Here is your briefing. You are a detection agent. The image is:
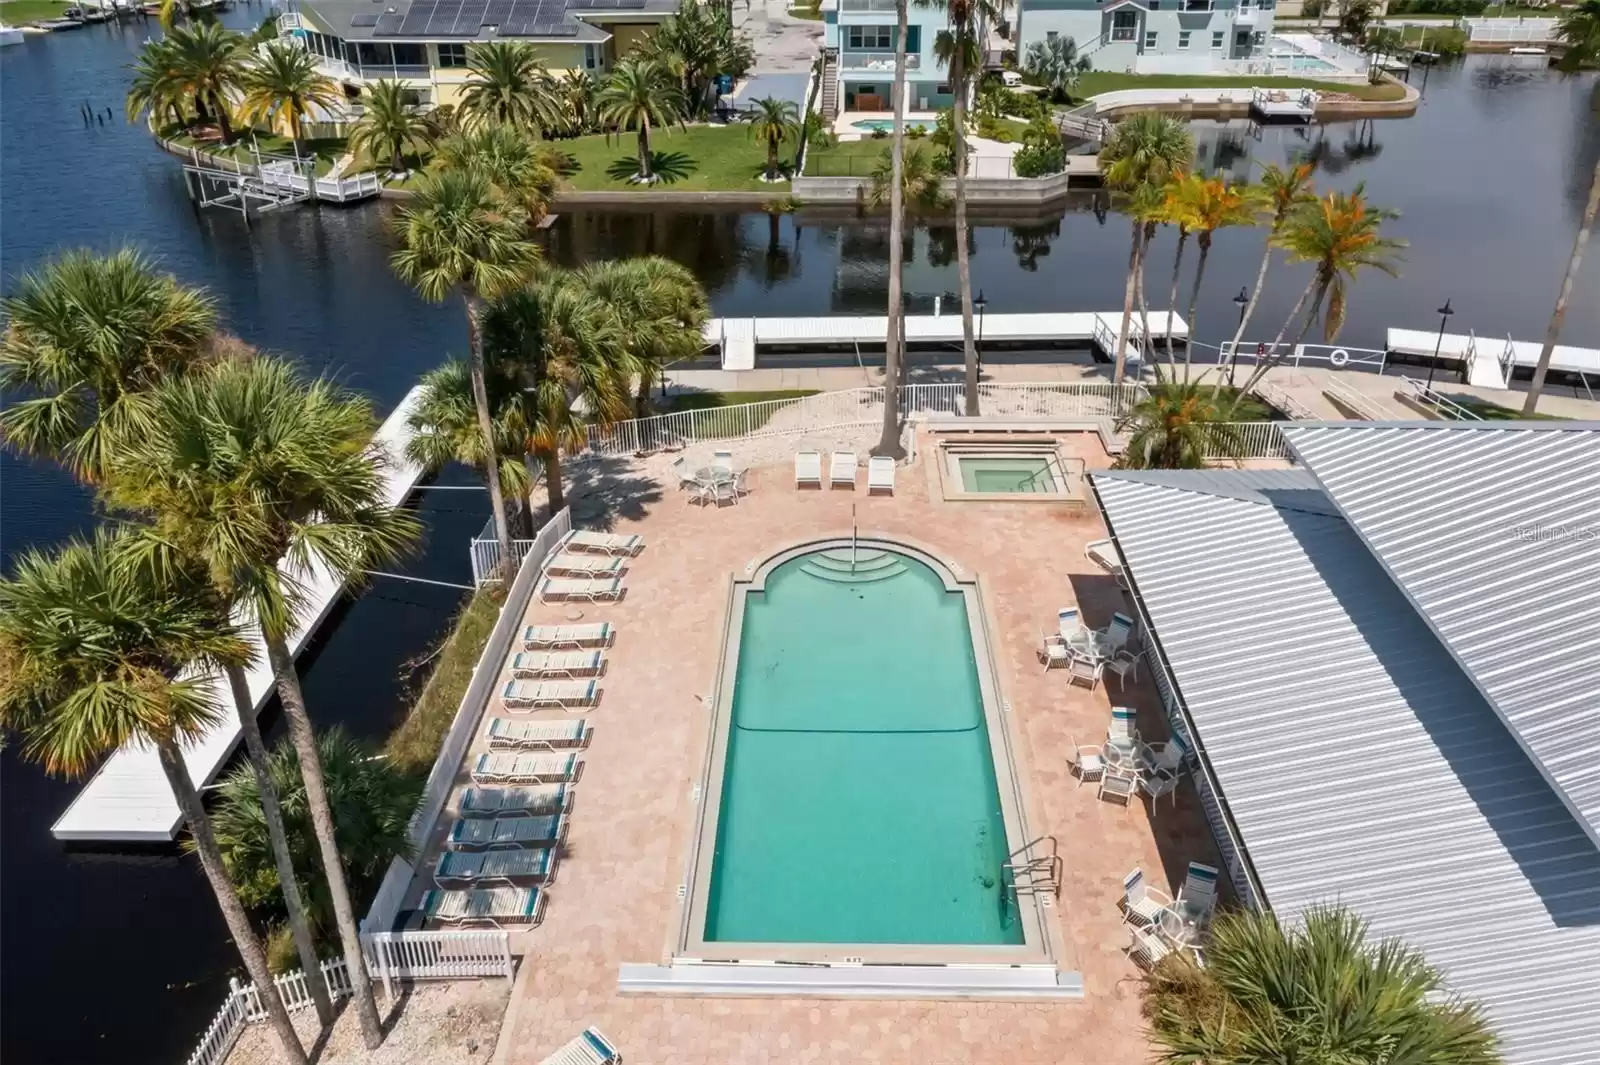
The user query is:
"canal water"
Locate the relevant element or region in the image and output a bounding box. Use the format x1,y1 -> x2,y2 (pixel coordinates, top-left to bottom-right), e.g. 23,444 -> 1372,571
2,14 -> 1596,1063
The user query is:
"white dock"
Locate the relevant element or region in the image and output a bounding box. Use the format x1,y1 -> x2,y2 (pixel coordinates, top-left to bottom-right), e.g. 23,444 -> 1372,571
51,385 -> 430,842
1387,327 -> 1600,390
703,312 -> 1187,371
1250,89 -> 1319,123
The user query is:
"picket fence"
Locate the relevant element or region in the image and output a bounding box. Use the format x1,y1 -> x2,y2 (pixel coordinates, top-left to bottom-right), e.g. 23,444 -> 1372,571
187,959 -> 353,1065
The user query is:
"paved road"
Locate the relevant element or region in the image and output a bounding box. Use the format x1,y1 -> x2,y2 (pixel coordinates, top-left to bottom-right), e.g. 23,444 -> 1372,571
736,0 -> 825,74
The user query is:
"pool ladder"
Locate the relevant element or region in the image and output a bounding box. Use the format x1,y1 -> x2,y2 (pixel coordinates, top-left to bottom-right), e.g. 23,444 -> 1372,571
1003,835 -> 1062,901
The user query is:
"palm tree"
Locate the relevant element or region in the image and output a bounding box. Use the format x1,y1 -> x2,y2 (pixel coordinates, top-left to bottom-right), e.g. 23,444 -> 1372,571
1238,183 -> 1404,399
595,58 -> 688,184
391,168 -> 540,573
1554,0 -> 1600,71
458,41 -> 562,132
238,42 -> 342,155
433,124 -> 563,231
1099,113 -> 1195,384
167,21 -> 249,143
557,70 -> 597,135
1159,174 -> 1198,366
406,358 -> 534,524
349,79 -> 435,175
1172,176 -> 1263,370
868,141 -> 946,210
126,38 -> 189,130
1145,906 -> 1500,1064
1115,378 -> 1243,469
747,96 -> 800,181
576,257 -> 709,416
1022,33 -> 1091,101
0,248 -> 217,484
1524,160 -> 1599,414
104,359 -> 422,1053
0,533 -> 309,1065
873,0 -> 914,460
1222,162 -> 1314,387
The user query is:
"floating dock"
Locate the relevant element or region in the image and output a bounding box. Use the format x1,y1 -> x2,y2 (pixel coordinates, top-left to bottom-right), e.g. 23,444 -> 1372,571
702,312 -> 1187,370
51,386 -> 430,843
1386,327 -> 1600,391
1249,88 -> 1319,123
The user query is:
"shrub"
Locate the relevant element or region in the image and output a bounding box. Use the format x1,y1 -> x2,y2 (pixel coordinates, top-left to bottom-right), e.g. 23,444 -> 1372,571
976,115 -> 1016,142
1014,141 -> 1065,178
907,124 -> 927,139
870,127 -> 888,139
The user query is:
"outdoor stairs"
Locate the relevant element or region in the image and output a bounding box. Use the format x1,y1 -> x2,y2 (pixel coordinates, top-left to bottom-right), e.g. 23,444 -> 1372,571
820,48 -> 839,120
798,548 -> 907,585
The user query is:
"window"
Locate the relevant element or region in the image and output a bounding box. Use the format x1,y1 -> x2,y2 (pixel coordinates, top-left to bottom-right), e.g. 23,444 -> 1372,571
1177,29 -> 1191,48
1147,1 -> 1158,8
1111,9 -> 1137,40
1211,29 -> 1225,47
390,43 -> 425,66
935,83 -> 950,95
437,43 -> 467,68
1183,0 -> 1210,10
1143,30 -> 1158,48
1252,30 -> 1265,45
847,24 -> 893,49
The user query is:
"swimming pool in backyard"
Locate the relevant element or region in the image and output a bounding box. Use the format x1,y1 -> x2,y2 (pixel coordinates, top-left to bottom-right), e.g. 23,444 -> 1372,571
681,541 -> 1046,961
850,118 -> 937,133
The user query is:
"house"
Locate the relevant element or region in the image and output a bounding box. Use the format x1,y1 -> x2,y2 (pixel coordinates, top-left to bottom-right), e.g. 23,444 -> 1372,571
1014,0 -> 1279,73
820,0 -> 955,114
1089,421 -> 1600,1064
283,0 -> 679,109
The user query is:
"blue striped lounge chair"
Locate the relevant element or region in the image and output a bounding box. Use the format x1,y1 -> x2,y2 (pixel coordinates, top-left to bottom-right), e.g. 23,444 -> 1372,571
539,576 -> 623,604
522,622 -> 613,650
546,553 -> 626,578
460,784 -> 571,818
509,650 -> 604,679
486,717 -> 590,751
501,678 -> 598,712
421,886 -> 545,928
447,813 -> 566,850
538,1027 -> 620,1065
434,846 -> 557,887
470,752 -> 579,785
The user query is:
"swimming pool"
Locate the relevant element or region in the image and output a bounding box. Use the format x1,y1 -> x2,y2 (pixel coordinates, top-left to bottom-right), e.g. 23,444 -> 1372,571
851,118 -> 936,133
958,455 -> 1056,493
686,541 -> 1042,959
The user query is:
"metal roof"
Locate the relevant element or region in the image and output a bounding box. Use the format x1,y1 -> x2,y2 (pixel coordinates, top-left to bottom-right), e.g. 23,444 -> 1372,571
1283,422 -> 1600,850
1091,469 -> 1600,1065
296,0 -> 671,42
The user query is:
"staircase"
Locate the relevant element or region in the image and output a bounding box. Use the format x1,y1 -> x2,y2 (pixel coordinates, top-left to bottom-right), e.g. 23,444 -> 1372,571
820,48 -> 839,120
798,548 -> 907,585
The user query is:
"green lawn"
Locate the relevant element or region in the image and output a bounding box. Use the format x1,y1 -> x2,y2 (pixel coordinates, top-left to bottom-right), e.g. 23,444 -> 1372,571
1074,72 -> 1407,102
164,126 -> 348,176
551,124 -> 797,192
1448,394 -> 1565,421
805,137 -> 894,177
0,0 -> 72,22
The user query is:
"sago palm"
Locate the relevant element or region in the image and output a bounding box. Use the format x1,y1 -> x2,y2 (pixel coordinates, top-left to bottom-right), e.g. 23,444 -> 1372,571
1144,906 -> 1500,1065
0,533 -> 309,1065
576,257 -> 709,416
391,168 -> 540,571
167,20 -> 249,143
239,42 -> 342,152
595,57 -> 688,184
1171,175 -> 1264,369
103,358 -> 421,1052
869,141 -> 946,211
0,247 -> 217,484
406,357 -> 534,524
433,123 -> 563,231
459,41 -> 561,132
1115,377 -> 1242,469
1222,162 -> 1313,386
746,96 -> 799,181
349,78 -> 434,175
1100,113 -> 1194,383
557,70 -> 597,135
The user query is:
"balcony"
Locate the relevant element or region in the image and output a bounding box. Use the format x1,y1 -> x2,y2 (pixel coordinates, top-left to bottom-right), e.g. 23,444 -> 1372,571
1236,4 -> 1257,22
839,51 -> 921,71
838,0 -> 898,10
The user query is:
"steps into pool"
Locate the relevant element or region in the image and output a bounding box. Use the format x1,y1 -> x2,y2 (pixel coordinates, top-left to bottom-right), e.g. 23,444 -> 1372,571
798,549 -> 908,585
619,960 -> 1084,1000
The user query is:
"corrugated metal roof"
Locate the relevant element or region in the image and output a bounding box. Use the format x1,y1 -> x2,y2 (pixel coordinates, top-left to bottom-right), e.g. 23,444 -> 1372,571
1091,469 -> 1600,1065
1283,423 -> 1600,849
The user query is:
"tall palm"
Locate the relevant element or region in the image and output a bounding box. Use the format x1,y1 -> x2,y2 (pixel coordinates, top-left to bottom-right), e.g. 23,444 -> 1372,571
167,21 -> 249,143
746,96 -> 800,181
458,41 -> 562,132
406,358 -> 534,524
433,124 -> 563,231
239,42 -> 342,154
1116,378 -> 1243,469
1524,160 -> 1599,414
0,534 -> 309,1065
1099,114 -> 1195,383
104,359 -> 422,1052
126,38 -> 189,130
873,0 -> 913,460
576,257 -> 709,416
1222,162 -> 1314,387
0,248 -> 217,484
1145,906 -> 1499,1064
349,79 -> 435,175
595,58 -> 688,184
1173,176 -> 1263,371
391,168 -> 540,573
1238,184 -> 1404,398
1128,182 -> 1169,380
1159,174 -> 1198,366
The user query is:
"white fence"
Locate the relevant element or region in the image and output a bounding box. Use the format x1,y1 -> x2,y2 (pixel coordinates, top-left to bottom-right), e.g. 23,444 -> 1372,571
1463,16 -> 1558,41
364,930 -> 514,999
469,503 -> 572,588
186,959 -> 353,1065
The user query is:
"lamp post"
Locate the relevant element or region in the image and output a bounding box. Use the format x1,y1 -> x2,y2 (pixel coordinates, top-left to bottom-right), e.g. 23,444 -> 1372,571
1425,298 -> 1454,389
1226,286 -> 1249,385
974,289 -> 988,378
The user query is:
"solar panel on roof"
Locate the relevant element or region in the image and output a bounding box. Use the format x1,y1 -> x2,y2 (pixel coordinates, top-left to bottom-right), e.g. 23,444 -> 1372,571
350,11 -> 381,25
425,0 -> 462,33
395,0 -> 433,34
529,20 -> 576,33
454,0 -> 487,30
482,0 -> 512,22
373,10 -> 406,32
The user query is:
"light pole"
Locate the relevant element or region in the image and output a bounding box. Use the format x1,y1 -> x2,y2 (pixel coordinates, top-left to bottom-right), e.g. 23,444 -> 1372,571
974,289 -> 988,378
1226,286 -> 1249,385
1425,298 -> 1454,389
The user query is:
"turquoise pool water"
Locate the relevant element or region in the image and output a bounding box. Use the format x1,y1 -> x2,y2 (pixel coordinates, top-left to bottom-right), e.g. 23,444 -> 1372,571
704,548 -> 1020,945
851,119 -> 936,133
957,455 -> 1055,493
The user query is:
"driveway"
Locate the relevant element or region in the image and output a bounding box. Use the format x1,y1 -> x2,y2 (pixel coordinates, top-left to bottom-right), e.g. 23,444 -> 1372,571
734,0 -> 824,74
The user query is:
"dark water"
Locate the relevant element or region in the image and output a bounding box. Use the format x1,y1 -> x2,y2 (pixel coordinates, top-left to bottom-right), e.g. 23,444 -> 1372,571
2,14 -> 1597,1064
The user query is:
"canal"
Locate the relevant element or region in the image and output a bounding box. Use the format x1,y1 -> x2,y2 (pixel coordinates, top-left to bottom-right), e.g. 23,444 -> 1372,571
2,13 -> 1596,1063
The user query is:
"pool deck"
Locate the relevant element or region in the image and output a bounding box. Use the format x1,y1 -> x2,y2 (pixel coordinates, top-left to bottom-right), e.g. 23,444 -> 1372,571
418,427 -> 1231,1065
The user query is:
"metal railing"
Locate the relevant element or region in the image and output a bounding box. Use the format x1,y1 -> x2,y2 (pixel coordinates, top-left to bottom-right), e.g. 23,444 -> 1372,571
1323,376 -> 1401,420
838,0 -> 898,9
840,51 -> 922,71
1215,421 -> 1290,459
1462,16 -> 1557,41
469,505 -> 571,587
1397,377 -> 1484,421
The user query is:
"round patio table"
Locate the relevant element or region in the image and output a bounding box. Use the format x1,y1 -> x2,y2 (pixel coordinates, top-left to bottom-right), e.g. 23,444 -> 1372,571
692,467 -> 735,505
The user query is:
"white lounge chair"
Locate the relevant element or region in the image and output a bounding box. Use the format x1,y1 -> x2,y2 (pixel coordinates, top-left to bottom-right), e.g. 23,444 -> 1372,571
502,679 -> 598,711
867,455 -> 895,495
470,752 -> 580,785
523,622 -> 612,650
421,886 -> 545,928
509,650 -> 604,678
447,813 -> 566,850
538,1028 -> 620,1065
486,717 -> 591,750
1120,868 -> 1173,927
539,576 -> 623,604
1179,862 -> 1221,910
565,530 -> 643,556
460,784 -> 571,818
829,451 -> 857,489
434,847 -> 557,887
1058,607 -> 1096,655
1085,538 -> 1122,575
795,450 -> 822,488
546,553 -> 626,578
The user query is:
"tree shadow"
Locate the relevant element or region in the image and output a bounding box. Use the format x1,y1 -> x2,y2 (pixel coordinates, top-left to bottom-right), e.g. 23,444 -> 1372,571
603,151 -> 697,185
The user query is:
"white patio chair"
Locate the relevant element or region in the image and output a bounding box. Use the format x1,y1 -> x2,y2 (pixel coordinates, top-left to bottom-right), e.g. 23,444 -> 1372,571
1058,607 -> 1096,656
830,451 -> 857,488
1039,631 -> 1073,672
1108,706 -> 1140,751
1085,538 -> 1122,576
1139,767 -> 1181,812
1141,733 -> 1192,777
711,450 -> 734,472
1069,737 -> 1105,786
1100,611 -> 1137,654
1066,654 -> 1102,691
721,468 -> 749,505
671,456 -> 696,492
795,450 -> 822,488
1102,649 -> 1140,689
1098,765 -> 1137,806
1126,925 -> 1173,971
1178,861 -> 1221,913
867,455 -> 895,495
1120,868 -> 1173,927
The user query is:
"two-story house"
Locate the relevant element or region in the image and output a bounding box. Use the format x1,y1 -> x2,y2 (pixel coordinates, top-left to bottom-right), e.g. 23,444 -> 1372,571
821,0 -> 954,114
1014,0 -> 1278,74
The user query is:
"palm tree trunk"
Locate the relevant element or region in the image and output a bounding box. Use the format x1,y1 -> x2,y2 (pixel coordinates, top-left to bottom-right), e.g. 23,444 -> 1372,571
1112,224 -> 1142,384
224,663 -> 334,1028
213,92 -> 234,144
1137,222 -> 1156,379
155,733 -> 310,1065
873,0 -> 911,460
1220,235 -> 1275,391
543,446 -> 565,513
952,44 -> 979,417
1165,228 -> 1189,367
767,138 -> 779,181
1183,236 -> 1212,375
1237,273 -> 1319,400
463,288 -> 515,580
637,121 -> 653,182
1524,159 -> 1599,414
391,136 -> 405,174
263,634 -> 386,1051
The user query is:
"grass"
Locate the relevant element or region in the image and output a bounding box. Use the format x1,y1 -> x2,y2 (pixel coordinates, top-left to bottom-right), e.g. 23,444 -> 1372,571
1447,394 -> 1565,421
662,389 -> 821,430
1,0 -> 72,22
805,136 -> 896,177
1074,72 -> 1408,102
383,585 -> 506,775
163,126 -> 348,176
551,124 -> 797,192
